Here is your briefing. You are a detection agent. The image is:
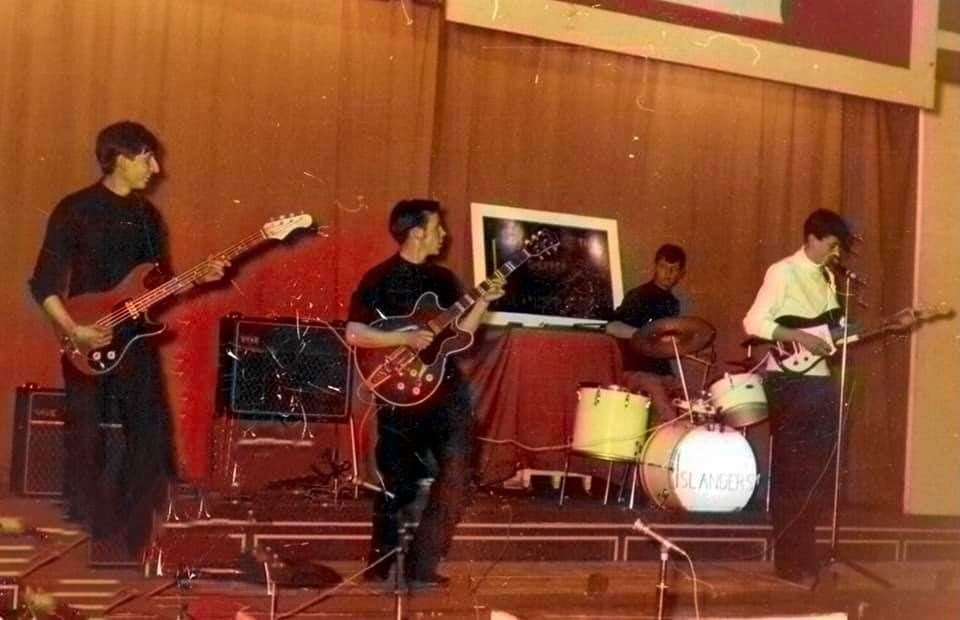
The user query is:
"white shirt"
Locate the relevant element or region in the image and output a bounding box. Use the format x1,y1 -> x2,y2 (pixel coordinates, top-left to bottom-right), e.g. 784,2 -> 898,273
743,248 -> 839,376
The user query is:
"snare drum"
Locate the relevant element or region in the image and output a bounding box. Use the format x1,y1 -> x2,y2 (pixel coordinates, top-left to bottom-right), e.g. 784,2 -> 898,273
708,373 -> 768,428
639,420 -> 758,512
571,386 -> 650,461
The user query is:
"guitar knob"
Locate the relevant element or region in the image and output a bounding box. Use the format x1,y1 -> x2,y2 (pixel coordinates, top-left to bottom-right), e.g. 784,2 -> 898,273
425,374 -> 434,382
409,369 -> 418,377
396,382 -> 405,391
107,351 -> 116,360
412,387 -> 421,396
92,352 -> 102,361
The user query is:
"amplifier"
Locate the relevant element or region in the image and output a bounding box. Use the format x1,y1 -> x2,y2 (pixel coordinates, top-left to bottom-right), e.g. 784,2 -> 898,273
10,385 -> 124,497
218,316 -> 352,421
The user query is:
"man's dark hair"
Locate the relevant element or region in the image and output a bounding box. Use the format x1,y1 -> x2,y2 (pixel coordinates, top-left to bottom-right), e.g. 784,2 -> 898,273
803,209 -> 852,250
654,243 -> 686,269
389,199 -> 441,243
95,121 -> 161,174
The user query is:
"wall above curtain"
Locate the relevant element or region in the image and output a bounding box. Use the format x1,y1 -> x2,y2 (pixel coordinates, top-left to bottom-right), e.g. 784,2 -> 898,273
446,0 -> 939,108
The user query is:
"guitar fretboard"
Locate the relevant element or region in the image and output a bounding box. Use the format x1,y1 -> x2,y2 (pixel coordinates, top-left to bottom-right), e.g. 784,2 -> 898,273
426,255 -> 527,333
96,230 -> 268,329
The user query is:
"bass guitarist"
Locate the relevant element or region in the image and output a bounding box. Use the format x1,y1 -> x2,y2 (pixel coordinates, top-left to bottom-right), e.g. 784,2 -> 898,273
346,199 -> 504,589
742,208 -> 852,588
29,121 -> 228,561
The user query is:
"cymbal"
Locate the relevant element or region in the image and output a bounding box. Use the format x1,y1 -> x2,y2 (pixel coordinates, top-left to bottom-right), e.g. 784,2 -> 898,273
630,316 -> 716,359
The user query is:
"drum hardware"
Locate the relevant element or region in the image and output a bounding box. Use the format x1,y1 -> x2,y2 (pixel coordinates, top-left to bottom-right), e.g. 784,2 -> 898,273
632,315 -> 716,434
630,317 -> 716,360
671,396 -> 717,425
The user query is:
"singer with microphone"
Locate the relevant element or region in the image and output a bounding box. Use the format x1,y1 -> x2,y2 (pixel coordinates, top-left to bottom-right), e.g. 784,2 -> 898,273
742,209 -> 853,587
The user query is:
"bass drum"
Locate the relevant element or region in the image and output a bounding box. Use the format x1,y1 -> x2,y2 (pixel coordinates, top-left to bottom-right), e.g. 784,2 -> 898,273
571,386 -> 650,461
640,420 -> 758,512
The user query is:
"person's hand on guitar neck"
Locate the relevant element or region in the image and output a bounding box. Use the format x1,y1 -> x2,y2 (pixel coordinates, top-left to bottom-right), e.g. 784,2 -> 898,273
196,256 -> 231,285
479,275 -> 506,304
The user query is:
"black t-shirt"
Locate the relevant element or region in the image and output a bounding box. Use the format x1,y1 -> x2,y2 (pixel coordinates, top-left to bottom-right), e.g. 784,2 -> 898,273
611,280 -> 680,375
348,253 -> 465,381
29,183 -> 168,303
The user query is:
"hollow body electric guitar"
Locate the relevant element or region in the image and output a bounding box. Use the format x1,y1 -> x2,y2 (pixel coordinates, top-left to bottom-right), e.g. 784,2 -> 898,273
60,214 -> 314,375
772,304 -> 953,374
355,231 -> 560,407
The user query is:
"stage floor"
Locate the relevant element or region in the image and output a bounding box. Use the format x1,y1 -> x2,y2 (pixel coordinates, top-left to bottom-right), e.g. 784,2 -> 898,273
3,488 -> 959,618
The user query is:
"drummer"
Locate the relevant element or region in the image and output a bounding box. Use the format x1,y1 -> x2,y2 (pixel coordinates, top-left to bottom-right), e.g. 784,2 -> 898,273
605,244 -> 689,422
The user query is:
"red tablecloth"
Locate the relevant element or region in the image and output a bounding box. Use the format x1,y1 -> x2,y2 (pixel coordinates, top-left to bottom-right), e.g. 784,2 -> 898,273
467,326 -> 625,484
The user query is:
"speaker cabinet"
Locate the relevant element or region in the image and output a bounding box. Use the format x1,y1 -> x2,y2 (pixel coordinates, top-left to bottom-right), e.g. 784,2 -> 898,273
218,316 -> 352,421
9,384 -> 124,497
11,385 -> 66,496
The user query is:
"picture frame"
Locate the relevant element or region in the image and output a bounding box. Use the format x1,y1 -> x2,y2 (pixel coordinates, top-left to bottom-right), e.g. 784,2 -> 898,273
470,203 -> 623,327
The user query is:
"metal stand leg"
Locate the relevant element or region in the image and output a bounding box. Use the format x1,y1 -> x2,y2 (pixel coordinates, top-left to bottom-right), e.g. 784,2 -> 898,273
559,440 -> 572,507
816,276 -> 892,590
602,461 -> 614,505
656,545 -> 670,620
393,524 -> 406,619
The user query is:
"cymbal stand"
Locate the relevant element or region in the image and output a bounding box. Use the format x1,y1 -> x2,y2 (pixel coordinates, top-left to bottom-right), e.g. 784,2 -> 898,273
817,274 -> 892,588
670,337 -> 695,413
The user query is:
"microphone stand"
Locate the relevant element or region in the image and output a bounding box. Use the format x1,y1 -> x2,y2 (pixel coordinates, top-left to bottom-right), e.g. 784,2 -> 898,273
817,272 -> 892,588
655,544 -> 671,620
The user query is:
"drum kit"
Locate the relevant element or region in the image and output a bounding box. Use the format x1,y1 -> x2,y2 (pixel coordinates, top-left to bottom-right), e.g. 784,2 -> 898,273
567,316 -> 765,513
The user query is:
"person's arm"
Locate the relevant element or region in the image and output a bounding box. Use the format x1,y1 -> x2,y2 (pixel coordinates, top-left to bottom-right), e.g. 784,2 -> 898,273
457,277 -> 505,335
605,321 -> 637,339
28,200 -> 111,349
345,321 -> 433,350
605,288 -> 639,339
40,295 -> 112,350
345,273 -> 435,350
743,264 -> 831,355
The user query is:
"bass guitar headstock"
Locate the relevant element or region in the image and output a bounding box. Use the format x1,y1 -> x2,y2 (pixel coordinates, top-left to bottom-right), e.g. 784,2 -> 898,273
262,213 -> 315,240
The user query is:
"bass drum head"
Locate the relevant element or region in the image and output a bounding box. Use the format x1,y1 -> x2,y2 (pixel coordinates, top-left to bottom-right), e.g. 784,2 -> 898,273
640,421 -> 758,512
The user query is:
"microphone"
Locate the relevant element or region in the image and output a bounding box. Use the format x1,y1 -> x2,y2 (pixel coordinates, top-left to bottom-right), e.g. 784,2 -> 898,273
833,263 -> 866,285
827,256 -> 867,285
633,519 -> 686,555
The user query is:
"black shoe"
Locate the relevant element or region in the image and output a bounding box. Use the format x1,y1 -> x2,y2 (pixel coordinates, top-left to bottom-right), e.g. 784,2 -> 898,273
406,572 -> 450,590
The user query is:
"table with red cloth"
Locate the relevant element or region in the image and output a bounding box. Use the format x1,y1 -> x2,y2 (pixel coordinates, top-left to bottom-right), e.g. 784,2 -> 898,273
464,326 -> 626,485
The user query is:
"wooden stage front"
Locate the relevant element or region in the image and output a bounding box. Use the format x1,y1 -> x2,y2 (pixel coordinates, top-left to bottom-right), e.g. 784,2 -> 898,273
2,482 -> 959,618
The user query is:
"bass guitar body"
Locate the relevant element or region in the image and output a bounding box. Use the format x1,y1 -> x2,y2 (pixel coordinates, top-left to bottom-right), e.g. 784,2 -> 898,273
354,292 -> 474,407
62,263 -> 167,375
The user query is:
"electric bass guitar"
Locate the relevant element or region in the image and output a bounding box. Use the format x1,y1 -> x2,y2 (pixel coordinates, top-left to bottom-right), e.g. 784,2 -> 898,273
354,230 -> 560,407
60,214 -> 314,375
772,304 -> 954,374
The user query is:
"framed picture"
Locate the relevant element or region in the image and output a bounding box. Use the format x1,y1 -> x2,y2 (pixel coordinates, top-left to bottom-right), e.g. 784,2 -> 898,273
470,203 -> 623,327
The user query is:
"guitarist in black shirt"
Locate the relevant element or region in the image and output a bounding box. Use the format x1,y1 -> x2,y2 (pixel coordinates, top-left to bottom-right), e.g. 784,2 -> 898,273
346,199 -> 504,588
29,121 -> 228,560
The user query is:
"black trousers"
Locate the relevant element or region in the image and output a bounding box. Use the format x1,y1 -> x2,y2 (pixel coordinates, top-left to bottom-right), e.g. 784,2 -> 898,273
368,379 -> 474,579
62,341 -> 175,555
766,372 -> 839,576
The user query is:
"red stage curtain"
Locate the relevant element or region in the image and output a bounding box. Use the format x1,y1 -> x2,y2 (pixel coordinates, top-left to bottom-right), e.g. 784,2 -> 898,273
1,2 -> 916,511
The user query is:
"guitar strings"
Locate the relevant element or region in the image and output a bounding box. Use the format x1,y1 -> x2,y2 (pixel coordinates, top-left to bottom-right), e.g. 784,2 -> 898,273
94,231 -> 265,329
